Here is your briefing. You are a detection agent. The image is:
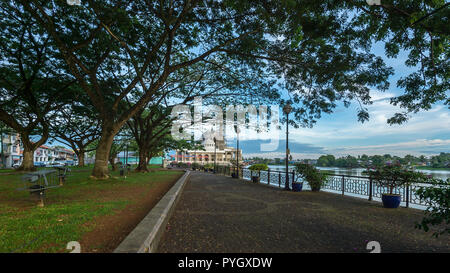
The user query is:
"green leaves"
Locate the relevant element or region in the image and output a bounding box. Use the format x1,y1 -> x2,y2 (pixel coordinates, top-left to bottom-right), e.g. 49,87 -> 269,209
367,164 -> 428,190
415,178 -> 450,238
294,163 -> 327,191
352,0 -> 449,124
248,164 -> 269,171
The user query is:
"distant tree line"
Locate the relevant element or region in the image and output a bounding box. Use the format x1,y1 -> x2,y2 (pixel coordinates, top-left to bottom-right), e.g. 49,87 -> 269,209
316,153 -> 450,169
247,153 -> 450,169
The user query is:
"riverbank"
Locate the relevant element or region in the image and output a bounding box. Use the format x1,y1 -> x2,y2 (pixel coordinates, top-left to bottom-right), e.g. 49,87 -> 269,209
414,166 -> 450,171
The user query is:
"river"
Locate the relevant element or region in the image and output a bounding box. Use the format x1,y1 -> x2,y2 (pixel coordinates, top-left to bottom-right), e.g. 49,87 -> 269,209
261,165 -> 450,180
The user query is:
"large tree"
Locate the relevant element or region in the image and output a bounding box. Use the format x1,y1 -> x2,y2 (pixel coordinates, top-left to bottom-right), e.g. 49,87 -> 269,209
15,0 -> 396,178
127,105 -> 172,172
50,100 -> 101,167
0,2 -> 77,171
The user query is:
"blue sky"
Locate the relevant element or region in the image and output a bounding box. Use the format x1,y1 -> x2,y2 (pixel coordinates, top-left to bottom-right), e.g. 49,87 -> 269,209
233,42 -> 449,159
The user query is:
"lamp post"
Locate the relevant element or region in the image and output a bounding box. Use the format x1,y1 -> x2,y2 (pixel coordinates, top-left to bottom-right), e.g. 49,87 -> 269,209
0,128 -> 4,168
283,103 -> 293,190
213,137 -> 217,173
234,125 -> 240,178
366,0 -> 381,6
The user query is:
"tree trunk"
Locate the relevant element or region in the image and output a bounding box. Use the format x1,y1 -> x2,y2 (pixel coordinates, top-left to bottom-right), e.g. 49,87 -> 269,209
109,157 -> 117,171
91,133 -> 115,179
135,145 -> 149,172
77,151 -> 85,167
18,146 -> 36,171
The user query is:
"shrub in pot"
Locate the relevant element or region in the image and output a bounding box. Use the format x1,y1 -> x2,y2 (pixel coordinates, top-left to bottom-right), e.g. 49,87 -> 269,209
248,164 -> 268,183
203,163 -> 214,172
366,164 -> 423,208
191,163 -> 201,171
295,163 -> 327,192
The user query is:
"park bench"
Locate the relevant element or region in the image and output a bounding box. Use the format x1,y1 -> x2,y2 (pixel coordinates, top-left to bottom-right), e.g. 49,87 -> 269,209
119,163 -> 131,176
54,166 -> 71,185
17,167 -> 71,207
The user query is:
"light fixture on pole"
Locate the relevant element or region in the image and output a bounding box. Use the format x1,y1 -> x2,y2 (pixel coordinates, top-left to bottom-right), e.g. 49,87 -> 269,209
213,137 -> 217,173
234,124 -> 240,179
366,0 -> 381,6
283,103 -> 293,191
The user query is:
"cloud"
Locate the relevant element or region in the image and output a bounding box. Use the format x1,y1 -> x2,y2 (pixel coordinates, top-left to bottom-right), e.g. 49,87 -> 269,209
329,139 -> 450,157
286,90 -> 450,145
236,88 -> 449,159
243,139 -> 450,159
227,139 -> 326,155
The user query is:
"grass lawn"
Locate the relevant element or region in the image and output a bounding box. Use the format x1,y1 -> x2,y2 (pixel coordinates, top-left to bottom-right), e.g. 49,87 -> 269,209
0,167 -> 183,253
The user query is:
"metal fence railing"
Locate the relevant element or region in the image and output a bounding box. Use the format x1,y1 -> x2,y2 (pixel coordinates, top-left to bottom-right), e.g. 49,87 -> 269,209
207,166 -> 446,208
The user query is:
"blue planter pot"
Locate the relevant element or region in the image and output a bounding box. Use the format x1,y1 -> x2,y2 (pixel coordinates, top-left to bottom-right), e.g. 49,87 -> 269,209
292,182 -> 303,192
382,194 -> 401,208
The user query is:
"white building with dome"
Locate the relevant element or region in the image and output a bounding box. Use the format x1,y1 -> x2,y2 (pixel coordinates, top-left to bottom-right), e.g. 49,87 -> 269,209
172,131 -> 242,166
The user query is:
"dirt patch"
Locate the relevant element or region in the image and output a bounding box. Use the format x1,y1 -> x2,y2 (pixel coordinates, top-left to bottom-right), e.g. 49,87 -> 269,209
78,177 -> 179,253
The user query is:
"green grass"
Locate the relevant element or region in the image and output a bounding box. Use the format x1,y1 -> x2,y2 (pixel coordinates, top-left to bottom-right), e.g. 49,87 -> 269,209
0,167 -> 183,253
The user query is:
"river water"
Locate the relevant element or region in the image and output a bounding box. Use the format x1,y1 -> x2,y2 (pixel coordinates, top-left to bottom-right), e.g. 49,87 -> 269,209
263,165 -> 450,181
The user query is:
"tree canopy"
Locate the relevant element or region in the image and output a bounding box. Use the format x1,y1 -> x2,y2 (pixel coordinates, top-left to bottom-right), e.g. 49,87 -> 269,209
0,0 -> 446,176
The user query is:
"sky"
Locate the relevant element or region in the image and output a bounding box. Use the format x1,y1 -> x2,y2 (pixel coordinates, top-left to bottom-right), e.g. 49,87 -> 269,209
223,43 -> 449,160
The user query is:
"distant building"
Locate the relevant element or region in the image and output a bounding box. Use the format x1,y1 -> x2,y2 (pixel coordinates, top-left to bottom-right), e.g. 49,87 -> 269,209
172,132 -> 242,166
0,131 -> 76,168
0,133 -> 22,168
33,146 -> 76,166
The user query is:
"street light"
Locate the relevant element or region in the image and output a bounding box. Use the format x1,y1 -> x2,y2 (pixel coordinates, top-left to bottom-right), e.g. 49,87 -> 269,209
283,103 -> 293,190
213,137 -> 217,173
234,124 -> 240,179
366,0 -> 381,6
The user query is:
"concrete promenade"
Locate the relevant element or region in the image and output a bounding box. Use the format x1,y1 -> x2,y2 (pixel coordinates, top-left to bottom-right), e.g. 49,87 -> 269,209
157,172 -> 449,253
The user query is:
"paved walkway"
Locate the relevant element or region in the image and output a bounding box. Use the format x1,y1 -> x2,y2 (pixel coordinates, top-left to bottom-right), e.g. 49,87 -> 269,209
157,172 -> 449,253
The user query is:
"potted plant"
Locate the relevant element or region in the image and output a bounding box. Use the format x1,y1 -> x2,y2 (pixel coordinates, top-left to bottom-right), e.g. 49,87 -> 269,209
294,163 -> 327,192
191,163 -> 200,171
204,163 -> 214,172
366,164 -> 422,208
248,164 -> 268,183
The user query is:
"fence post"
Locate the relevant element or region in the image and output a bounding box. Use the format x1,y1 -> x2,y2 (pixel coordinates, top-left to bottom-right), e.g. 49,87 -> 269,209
406,184 -> 410,208
268,169 -> 270,185
368,177 -> 373,201
341,175 -> 345,195
278,172 -> 281,187
258,170 -> 261,183
292,170 -> 295,185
